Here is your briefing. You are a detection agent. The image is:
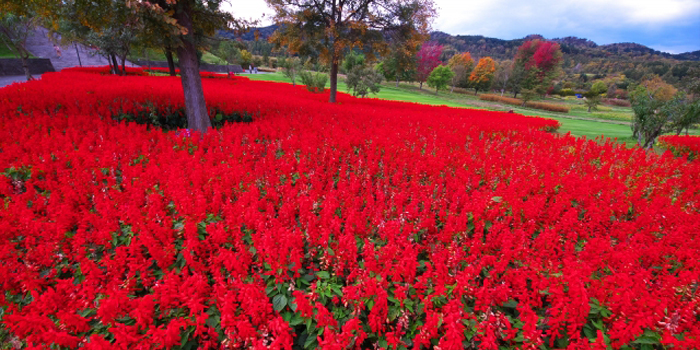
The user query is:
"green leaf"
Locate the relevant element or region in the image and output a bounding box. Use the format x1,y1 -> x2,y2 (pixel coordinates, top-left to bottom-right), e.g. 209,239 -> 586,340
272,294 -> 288,311
633,330 -> 661,345
289,313 -> 304,326
316,271 -> 330,280
304,331 -> 318,349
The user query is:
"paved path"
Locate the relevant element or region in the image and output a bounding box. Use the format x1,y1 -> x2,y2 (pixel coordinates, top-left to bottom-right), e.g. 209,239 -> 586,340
0,75 -> 40,88
25,27 -> 136,71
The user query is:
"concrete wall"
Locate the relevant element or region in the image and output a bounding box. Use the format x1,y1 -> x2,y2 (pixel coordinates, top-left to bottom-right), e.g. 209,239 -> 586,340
0,58 -> 55,76
135,60 -> 244,74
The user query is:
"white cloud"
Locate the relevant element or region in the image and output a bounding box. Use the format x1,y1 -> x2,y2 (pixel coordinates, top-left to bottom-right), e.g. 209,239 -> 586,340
222,0 -> 700,51
434,0 -> 700,37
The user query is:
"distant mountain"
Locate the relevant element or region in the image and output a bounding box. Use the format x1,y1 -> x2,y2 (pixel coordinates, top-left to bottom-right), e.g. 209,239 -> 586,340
223,26 -> 699,62
219,25 -> 280,42
429,31 -> 700,62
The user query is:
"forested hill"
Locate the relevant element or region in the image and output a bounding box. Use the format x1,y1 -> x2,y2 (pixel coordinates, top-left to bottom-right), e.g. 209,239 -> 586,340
430,32 -> 700,61
223,26 -> 700,62
219,25 -> 280,42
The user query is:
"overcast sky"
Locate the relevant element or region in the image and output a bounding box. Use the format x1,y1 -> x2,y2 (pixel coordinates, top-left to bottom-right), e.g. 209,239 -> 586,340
225,0 -> 700,54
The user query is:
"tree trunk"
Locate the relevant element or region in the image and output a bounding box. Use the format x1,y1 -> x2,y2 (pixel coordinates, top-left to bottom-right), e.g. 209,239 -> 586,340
106,55 -> 114,75
175,2 -> 211,133
513,91 -> 518,98
20,54 -> 33,81
329,53 -> 339,103
396,75 -> 399,88
419,81 -> 423,90
111,54 -> 121,75
637,131 -> 643,147
121,55 -> 126,75
74,43 -> 82,67
165,45 -> 176,76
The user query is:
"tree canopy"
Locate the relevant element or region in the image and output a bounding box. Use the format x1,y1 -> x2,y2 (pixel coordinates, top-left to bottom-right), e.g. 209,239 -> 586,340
266,0 -> 436,102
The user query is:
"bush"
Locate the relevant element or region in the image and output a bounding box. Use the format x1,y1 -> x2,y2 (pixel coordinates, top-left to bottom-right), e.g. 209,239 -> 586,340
299,70 -> 328,93
480,93 -> 523,105
601,98 -> 631,107
525,101 -> 570,113
480,94 -> 570,113
252,55 -> 263,67
345,65 -> 383,97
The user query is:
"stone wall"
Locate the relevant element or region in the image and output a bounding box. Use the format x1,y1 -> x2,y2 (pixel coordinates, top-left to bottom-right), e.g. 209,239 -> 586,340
0,58 -> 55,76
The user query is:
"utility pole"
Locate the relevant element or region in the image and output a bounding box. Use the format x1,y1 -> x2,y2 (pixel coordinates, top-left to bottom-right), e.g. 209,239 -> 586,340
74,43 -> 82,67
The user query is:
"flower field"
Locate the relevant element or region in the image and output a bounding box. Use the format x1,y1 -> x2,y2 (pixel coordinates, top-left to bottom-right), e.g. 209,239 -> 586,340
659,135 -> 700,161
1,68 -> 699,349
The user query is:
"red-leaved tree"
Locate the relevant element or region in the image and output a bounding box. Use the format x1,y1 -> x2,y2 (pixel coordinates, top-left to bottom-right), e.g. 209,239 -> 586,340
416,42 -> 442,89
513,40 -> 562,94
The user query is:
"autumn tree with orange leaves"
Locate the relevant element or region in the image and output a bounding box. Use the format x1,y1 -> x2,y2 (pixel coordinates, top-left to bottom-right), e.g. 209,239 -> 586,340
469,56 -> 496,95
266,0 -> 436,103
447,52 -> 473,92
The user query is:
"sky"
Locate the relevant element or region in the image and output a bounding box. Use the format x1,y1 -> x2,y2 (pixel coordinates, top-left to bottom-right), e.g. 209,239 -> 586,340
226,0 -> 700,54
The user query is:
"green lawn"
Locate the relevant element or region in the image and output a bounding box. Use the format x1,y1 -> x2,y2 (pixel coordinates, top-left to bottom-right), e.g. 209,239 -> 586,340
0,44 -> 14,58
242,72 -> 697,147
0,43 -> 35,58
129,48 -> 222,65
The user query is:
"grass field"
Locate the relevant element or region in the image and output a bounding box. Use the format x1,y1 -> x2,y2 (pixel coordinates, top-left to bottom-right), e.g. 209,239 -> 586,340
129,48 -> 223,65
242,72 -> 676,146
0,43 -> 35,58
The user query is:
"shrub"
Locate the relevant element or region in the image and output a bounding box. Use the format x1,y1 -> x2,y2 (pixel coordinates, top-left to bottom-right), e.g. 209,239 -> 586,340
480,94 -> 570,113
601,98 -> 631,107
480,94 -> 523,105
299,70 -> 328,93
279,57 -> 302,86
525,101 -> 570,113
345,65 -> 383,97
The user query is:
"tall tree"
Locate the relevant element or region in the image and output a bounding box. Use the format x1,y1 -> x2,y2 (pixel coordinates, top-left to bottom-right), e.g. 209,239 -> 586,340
447,52 -> 473,92
415,41 -> 442,90
383,0 -> 434,87
469,56 -> 495,95
0,0 -> 63,80
60,0 -> 140,75
0,13 -> 38,81
140,0 -> 241,133
426,64 -> 453,94
267,0 -> 436,103
512,39 -> 562,97
492,59 -> 513,96
630,76 -> 680,149
2,0 -> 244,133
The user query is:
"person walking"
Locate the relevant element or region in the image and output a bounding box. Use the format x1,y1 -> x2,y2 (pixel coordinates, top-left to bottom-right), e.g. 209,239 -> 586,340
53,44 -> 62,59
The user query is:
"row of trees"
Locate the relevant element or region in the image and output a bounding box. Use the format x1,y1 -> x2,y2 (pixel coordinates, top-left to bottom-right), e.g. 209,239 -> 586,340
1,0 -> 440,132
0,0 -> 252,133
376,38 -> 563,99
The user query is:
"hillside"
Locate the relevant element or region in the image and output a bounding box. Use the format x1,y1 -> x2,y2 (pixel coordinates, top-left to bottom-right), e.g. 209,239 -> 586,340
430,31 -> 700,62
223,26 -> 700,62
